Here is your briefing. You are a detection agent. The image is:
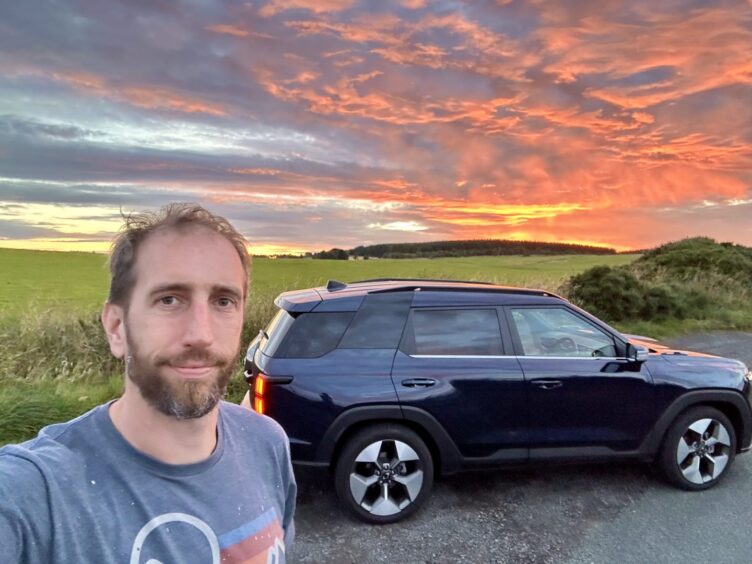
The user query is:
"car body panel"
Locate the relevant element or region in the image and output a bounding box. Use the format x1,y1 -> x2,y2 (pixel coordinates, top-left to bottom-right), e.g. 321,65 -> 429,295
518,356 -> 655,451
391,350 -> 528,458
256,348 -> 399,461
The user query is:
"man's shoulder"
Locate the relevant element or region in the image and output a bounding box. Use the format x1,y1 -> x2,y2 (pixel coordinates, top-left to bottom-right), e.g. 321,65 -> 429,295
219,401 -> 289,448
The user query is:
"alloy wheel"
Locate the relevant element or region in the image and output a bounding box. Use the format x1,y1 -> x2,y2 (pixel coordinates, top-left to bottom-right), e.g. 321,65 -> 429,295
676,417 -> 732,485
349,439 -> 424,517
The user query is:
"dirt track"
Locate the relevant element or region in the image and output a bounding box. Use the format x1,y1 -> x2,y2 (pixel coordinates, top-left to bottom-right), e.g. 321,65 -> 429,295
291,332 -> 752,563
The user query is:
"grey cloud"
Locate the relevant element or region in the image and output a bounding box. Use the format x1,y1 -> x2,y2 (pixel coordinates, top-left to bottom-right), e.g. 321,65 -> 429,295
0,180 -> 197,207
0,218 -> 65,239
0,125 -> 421,195
0,115 -> 100,140
0,180 -> 441,250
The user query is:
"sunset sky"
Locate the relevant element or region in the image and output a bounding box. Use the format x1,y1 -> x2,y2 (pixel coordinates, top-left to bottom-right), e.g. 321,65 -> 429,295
1,0 -> 750,254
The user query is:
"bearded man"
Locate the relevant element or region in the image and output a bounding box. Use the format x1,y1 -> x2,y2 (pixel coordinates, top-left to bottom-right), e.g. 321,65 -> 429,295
0,204 -> 296,563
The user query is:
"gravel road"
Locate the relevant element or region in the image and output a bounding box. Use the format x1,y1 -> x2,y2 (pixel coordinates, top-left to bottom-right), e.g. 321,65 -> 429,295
290,331 -> 752,563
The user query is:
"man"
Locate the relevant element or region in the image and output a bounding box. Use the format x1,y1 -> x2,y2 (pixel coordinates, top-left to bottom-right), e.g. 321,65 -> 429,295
0,204 -> 296,563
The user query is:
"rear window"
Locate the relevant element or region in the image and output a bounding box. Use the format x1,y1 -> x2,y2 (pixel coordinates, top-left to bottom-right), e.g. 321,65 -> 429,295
274,311 -> 355,358
260,309 -> 296,358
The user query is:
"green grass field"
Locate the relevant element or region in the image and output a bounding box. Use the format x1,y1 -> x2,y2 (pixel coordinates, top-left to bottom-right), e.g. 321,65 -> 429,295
0,248 -> 637,313
0,248 -> 111,314
1,248 -> 642,444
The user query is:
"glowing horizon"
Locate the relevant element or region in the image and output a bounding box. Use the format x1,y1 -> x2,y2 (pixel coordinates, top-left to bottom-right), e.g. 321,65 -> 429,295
0,1 -> 750,253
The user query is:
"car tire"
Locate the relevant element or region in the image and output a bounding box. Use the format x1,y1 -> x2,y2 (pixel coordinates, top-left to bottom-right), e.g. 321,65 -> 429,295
334,424 -> 434,524
658,406 -> 736,491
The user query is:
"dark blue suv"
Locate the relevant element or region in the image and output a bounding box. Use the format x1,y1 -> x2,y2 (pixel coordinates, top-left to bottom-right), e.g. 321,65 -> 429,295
243,279 -> 752,523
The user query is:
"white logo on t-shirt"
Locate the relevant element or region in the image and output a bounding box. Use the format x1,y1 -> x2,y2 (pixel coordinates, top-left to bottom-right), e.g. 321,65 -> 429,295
130,512 -> 220,564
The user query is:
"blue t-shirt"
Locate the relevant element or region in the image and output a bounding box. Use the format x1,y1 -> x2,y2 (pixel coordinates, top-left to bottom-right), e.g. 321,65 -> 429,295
0,401 -> 296,563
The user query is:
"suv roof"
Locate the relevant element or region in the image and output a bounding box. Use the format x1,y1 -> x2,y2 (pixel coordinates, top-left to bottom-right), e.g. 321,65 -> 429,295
275,278 -> 562,312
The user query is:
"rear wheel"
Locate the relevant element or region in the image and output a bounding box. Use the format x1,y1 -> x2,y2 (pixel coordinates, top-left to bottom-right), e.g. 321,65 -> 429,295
659,406 -> 736,491
334,424 -> 434,524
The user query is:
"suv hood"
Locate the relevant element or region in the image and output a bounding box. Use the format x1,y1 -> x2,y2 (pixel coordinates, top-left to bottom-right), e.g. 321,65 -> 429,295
625,334 -> 749,374
626,334 -> 717,359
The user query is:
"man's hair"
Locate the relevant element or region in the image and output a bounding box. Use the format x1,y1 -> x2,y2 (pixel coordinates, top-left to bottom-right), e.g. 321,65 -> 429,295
107,203 -> 250,307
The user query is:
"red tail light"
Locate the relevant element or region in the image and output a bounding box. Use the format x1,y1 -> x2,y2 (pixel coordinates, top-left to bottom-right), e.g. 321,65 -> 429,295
252,374 -> 267,414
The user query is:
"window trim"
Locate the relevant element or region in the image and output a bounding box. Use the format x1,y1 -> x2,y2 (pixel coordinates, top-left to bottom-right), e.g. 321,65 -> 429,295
410,354 -> 629,360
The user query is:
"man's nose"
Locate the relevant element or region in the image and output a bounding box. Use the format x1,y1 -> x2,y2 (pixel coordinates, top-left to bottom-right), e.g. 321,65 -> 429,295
183,302 -> 214,347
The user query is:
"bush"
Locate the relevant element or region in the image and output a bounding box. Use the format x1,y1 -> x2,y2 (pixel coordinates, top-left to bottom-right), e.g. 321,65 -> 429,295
566,266 -> 687,322
565,237 -> 752,325
635,237 -> 752,285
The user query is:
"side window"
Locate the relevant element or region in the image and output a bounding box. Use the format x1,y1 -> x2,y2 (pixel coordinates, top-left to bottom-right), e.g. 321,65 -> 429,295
509,307 -> 617,358
276,312 -> 355,358
406,309 -> 503,356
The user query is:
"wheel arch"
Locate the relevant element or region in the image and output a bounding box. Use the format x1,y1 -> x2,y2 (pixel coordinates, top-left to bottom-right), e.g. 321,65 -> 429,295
315,405 -> 463,475
705,400 -> 746,451
642,390 -> 752,456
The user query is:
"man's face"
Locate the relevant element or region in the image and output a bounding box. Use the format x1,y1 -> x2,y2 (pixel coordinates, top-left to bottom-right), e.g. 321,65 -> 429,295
118,226 -> 246,419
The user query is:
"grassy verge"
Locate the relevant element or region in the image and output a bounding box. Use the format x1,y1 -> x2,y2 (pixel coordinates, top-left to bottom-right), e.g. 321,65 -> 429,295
0,377 -> 122,445
0,371 -> 250,446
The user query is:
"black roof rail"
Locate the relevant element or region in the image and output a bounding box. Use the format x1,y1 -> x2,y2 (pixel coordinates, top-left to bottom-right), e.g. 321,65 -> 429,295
373,285 -> 554,297
349,278 -> 557,298
351,278 -> 498,286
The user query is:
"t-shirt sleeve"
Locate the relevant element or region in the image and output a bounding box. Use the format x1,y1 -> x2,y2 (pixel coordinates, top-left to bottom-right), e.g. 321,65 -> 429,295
0,452 -> 52,562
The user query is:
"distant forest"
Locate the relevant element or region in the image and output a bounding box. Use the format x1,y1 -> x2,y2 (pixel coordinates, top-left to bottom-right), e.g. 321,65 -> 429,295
342,239 -> 616,259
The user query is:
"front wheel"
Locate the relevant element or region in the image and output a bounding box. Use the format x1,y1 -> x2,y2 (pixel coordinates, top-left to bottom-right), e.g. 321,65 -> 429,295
658,406 -> 736,491
334,425 -> 434,524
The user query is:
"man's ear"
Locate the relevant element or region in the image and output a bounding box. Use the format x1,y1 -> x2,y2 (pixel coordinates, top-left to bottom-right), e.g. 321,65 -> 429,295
102,302 -> 127,359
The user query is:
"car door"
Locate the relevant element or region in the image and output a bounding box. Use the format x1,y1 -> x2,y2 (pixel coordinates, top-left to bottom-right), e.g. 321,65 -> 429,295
505,305 -> 655,458
392,306 -> 527,461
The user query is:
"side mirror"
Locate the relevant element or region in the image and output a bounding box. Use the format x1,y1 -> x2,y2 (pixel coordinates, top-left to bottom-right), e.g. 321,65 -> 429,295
627,343 -> 650,363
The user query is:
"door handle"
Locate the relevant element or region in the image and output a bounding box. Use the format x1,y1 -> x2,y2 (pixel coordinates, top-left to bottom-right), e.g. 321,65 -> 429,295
531,379 -> 563,390
401,378 -> 437,388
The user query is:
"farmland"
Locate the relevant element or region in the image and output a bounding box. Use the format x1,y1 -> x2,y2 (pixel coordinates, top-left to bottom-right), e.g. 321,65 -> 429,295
0,248 -> 638,314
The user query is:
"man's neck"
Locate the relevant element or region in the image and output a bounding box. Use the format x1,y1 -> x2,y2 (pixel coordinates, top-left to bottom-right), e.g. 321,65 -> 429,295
108,390 -> 219,465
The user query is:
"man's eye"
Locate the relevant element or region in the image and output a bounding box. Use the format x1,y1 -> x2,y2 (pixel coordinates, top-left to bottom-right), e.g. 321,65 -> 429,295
216,297 -> 235,308
159,296 -> 177,306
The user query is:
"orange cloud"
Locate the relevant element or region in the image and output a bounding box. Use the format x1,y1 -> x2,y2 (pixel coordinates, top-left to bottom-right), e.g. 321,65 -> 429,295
537,7 -> 752,109
287,11 -> 535,81
206,24 -> 273,39
400,0 -> 426,8
230,168 -> 283,176
120,87 -> 226,116
260,0 -> 355,17
53,72 -> 227,116
258,65 -> 526,129
423,202 -> 589,227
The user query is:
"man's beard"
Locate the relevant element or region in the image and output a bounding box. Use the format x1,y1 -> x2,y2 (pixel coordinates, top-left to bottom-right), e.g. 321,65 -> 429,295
125,333 -> 236,420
